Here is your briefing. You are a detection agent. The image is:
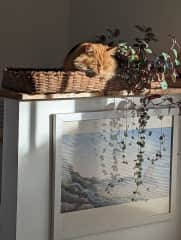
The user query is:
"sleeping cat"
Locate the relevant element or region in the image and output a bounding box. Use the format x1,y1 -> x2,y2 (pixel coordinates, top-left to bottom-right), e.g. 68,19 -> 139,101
63,43 -> 118,80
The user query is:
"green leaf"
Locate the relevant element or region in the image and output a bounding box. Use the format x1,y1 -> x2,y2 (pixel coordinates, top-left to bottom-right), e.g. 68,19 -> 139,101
114,28 -> 120,37
171,71 -> 177,82
106,28 -> 113,37
160,80 -> 168,90
175,59 -> 180,66
135,25 -> 146,32
129,55 -> 136,62
172,48 -> 178,58
163,64 -> 167,73
145,48 -> 152,54
119,42 -> 127,47
161,52 -> 170,60
129,47 -> 136,55
122,45 -> 128,50
146,27 -> 152,32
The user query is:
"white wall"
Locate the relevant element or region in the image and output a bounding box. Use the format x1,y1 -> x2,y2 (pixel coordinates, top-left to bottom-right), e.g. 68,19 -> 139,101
0,0 -> 70,69
0,0 -> 181,82
0,0 -> 71,203
0,0 -> 71,141
0,0 -> 71,193
70,0 -> 181,52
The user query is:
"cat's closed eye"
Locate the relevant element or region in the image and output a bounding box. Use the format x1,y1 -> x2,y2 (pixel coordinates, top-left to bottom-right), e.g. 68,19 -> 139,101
63,42 -> 118,80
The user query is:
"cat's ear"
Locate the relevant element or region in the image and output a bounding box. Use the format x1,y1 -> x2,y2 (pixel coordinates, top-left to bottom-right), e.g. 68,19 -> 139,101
83,43 -> 94,56
107,46 -> 117,56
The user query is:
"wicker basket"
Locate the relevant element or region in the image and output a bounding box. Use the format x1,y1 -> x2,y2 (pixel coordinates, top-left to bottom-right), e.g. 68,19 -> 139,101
2,68 -> 130,94
151,78 -> 181,89
3,68 -> 181,95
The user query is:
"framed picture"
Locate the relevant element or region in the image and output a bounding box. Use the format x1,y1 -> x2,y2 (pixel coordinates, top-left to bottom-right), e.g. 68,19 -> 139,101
51,111 -> 178,240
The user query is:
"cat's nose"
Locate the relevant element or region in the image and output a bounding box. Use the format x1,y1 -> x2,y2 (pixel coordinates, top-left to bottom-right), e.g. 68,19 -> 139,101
86,69 -> 96,77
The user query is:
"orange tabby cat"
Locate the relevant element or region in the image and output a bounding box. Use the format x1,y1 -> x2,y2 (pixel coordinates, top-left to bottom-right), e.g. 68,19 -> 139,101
63,43 -> 118,80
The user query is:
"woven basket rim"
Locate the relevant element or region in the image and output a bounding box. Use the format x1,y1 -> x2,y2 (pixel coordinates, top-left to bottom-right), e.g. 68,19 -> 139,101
4,67 -> 64,72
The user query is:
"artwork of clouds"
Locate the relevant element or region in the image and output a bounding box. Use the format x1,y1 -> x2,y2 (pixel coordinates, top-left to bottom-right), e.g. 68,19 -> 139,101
60,116 -> 172,214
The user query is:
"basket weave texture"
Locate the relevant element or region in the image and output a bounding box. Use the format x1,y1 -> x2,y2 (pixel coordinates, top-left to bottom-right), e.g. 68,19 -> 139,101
2,68 -> 129,94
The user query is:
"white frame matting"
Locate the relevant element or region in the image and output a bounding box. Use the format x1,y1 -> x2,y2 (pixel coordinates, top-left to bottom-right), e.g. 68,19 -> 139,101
51,110 -> 179,240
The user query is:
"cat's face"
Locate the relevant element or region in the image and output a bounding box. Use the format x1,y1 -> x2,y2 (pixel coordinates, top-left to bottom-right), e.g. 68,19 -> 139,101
74,43 -> 117,78
64,43 -> 118,80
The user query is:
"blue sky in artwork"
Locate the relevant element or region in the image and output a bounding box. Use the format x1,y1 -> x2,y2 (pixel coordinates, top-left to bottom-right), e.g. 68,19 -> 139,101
60,123 -> 172,212
62,127 -> 172,182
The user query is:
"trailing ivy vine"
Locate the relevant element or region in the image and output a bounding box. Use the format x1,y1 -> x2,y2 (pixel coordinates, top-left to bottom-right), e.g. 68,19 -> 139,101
96,95 -> 181,202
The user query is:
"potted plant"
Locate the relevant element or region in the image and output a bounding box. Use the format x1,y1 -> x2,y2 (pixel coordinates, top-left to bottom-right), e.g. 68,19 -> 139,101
96,26 -> 181,91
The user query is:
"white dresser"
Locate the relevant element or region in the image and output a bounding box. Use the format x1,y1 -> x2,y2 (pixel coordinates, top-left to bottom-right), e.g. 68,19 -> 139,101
0,89 -> 181,240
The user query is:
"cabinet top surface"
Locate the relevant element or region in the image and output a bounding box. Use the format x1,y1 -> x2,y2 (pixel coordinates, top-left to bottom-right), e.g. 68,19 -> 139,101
1,88 -> 181,101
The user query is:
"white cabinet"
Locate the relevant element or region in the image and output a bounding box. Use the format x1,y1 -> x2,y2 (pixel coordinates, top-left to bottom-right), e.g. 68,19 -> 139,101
0,95 -> 181,240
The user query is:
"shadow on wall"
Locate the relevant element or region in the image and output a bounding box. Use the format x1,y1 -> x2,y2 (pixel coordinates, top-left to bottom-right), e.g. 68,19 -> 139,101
0,97 -> 181,240
0,0 -> 70,72
69,0 -> 181,53
0,0 -> 71,172
22,100 -> 181,240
